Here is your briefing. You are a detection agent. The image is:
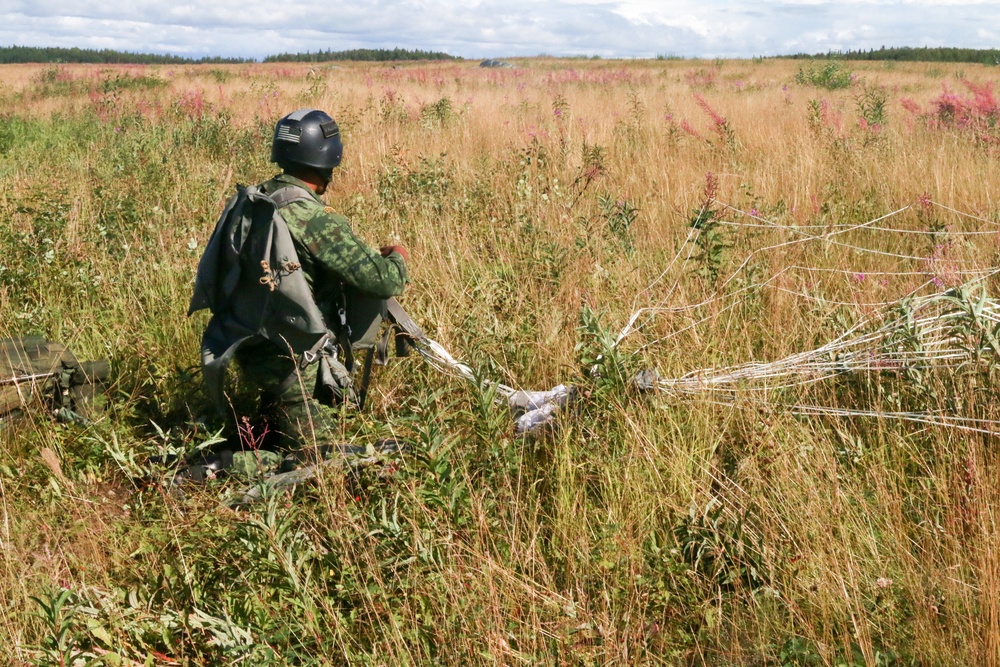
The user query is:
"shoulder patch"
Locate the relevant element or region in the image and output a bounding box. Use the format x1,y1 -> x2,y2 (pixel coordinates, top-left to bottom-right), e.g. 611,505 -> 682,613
324,206 -> 336,213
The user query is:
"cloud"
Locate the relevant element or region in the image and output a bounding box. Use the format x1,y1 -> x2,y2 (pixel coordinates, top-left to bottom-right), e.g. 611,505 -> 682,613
0,0 -> 997,59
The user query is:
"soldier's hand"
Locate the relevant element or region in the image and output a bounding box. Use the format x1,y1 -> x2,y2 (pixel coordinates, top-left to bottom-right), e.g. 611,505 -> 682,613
380,245 -> 409,262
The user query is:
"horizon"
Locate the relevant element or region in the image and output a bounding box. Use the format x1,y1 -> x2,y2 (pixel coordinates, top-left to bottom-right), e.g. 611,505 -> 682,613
1,43 -> 997,64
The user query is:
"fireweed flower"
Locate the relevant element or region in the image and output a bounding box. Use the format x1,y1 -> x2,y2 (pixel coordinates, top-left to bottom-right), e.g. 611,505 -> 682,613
918,192 -> 934,216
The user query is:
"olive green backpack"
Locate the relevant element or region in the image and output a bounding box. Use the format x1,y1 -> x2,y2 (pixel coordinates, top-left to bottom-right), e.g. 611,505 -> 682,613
0,337 -> 110,422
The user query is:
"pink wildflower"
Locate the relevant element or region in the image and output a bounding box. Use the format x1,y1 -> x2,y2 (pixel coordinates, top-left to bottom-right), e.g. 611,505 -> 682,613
703,172 -> 718,202
693,93 -> 729,135
900,97 -> 921,115
680,119 -> 703,140
918,192 -> 933,214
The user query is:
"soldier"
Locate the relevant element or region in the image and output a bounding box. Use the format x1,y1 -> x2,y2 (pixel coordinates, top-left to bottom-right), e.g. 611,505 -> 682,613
252,108 -> 407,446
195,108 -> 408,458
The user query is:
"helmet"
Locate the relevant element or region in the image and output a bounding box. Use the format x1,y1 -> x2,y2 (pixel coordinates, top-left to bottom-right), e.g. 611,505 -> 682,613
270,108 -> 343,171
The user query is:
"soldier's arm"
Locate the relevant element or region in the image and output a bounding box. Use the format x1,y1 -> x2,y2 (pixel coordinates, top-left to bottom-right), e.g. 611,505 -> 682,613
301,210 -> 407,298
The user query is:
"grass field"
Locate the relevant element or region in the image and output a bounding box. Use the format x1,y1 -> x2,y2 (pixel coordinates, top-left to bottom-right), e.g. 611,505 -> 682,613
0,57 -> 999,665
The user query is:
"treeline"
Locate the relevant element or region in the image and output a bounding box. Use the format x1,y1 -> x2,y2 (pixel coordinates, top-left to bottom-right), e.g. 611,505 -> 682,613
263,48 -> 458,62
786,46 -> 1000,65
0,45 -> 248,64
0,45 -> 459,65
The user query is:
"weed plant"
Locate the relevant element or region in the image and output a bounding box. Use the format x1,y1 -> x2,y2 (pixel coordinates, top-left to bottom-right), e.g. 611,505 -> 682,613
0,58 -> 999,664
795,61 -> 855,90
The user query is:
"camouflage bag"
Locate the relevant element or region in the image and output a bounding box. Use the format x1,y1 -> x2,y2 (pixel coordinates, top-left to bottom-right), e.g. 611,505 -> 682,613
0,337 -> 110,422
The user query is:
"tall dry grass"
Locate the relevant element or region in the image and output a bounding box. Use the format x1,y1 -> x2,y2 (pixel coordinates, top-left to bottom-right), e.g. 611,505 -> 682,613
0,57 -> 998,664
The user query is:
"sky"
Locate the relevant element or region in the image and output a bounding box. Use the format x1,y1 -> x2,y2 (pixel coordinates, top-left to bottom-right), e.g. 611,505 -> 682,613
1,0 -> 998,60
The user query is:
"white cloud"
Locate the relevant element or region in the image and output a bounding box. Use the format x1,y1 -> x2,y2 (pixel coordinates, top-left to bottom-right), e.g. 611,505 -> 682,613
0,0 -> 997,59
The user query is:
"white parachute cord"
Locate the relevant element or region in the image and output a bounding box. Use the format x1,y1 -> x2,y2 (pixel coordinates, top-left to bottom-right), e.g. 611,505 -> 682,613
787,404 -> 1000,437
650,285 -> 1000,394
409,336 -> 517,399
695,396 -> 1000,438
614,225 -> 701,348
616,200 -> 1000,359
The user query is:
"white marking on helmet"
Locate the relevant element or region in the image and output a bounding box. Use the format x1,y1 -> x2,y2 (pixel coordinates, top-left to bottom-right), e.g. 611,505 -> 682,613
287,108 -> 314,121
277,125 -> 301,143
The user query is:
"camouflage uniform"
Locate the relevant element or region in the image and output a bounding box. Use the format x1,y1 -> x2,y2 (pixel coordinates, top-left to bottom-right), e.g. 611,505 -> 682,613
235,173 -> 406,449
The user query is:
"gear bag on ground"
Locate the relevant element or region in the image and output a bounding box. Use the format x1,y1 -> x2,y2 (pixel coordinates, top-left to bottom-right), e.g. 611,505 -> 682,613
0,337 -> 110,421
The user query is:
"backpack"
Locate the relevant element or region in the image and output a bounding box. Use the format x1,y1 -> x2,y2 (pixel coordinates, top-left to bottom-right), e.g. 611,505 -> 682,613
190,183 -> 418,412
189,183 -> 333,411
1,337 -> 110,421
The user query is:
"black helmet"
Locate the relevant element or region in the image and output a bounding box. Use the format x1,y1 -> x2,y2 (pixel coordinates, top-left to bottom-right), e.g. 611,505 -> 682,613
270,108 -> 343,171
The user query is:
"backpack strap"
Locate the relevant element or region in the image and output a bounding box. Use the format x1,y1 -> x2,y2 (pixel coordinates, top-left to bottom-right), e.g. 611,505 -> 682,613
356,348 -> 376,410
386,298 -> 425,343
268,183 -> 358,373
354,300 -> 419,411
268,185 -> 314,210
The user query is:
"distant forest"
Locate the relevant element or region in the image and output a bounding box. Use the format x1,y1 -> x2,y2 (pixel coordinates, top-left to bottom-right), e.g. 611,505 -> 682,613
786,46 -> 1000,65
2,44 -> 997,66
263,48 -> 459,62
0,46 -> 248,64
0,45 -> 458,64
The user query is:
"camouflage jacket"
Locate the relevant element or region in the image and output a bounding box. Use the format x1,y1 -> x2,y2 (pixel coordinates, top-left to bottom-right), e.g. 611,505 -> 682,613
260,173 -> 407,307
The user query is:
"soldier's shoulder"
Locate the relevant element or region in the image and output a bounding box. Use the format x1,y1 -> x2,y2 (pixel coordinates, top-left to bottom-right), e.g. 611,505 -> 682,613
277,194 -> 324,226
304,204 -> 350,228
283,203 -> 350,245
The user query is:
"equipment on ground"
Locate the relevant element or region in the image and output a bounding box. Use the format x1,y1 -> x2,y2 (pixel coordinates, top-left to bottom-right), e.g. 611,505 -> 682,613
0,337 -> 109,422
227,439 -> 408,506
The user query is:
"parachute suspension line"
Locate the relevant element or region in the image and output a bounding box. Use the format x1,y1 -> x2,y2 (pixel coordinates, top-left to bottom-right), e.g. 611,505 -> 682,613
614,225 -> 701,349
399,199 -> 1000,436
409,336 -> 516,399
613,198 -> 1000,352
587,199 -> 1000,436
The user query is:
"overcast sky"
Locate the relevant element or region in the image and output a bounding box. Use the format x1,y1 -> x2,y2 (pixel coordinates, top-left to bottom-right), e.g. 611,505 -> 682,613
1,0 -> 998,60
